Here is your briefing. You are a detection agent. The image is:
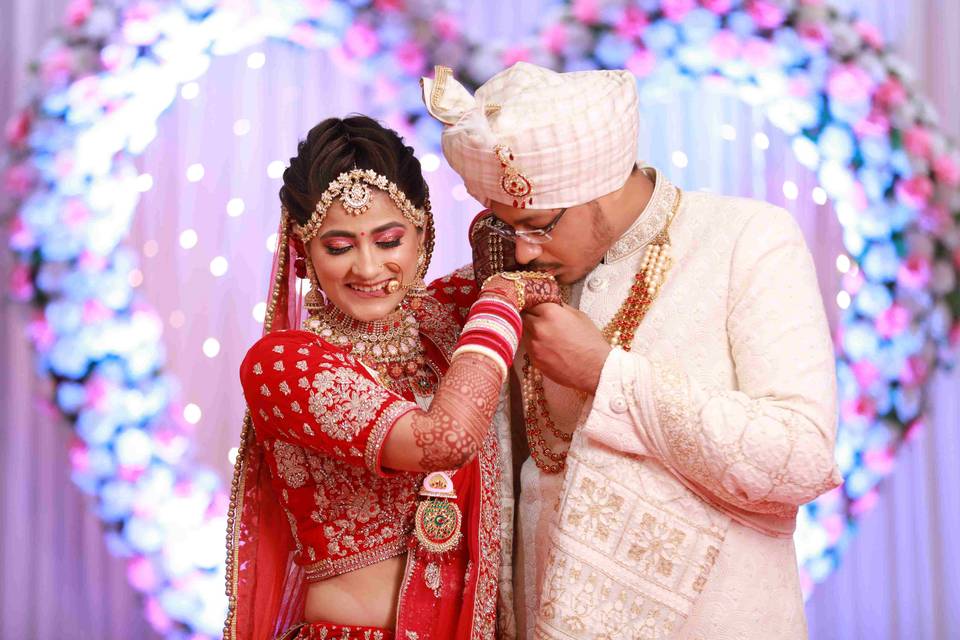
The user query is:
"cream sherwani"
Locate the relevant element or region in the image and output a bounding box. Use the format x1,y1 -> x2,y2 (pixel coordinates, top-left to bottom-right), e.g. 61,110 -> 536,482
498,168 -> 842,640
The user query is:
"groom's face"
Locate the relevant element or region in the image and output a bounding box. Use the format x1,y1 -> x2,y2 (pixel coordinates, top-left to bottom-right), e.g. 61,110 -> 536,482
488,200 -> 616,285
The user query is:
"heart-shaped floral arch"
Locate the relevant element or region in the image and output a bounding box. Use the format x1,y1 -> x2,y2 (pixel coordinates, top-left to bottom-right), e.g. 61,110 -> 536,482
3,0 -> 958,636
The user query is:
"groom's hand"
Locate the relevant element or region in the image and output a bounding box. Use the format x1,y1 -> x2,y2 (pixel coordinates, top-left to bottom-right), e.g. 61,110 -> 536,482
523,303 -> 611,395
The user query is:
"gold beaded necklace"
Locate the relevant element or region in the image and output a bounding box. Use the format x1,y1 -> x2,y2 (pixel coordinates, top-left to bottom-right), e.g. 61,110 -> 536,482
523,189 -> 683,474
304,300 -> 438,397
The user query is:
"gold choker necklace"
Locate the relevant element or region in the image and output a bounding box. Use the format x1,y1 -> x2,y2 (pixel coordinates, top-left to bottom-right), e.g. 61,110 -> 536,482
304,303 -> 437,396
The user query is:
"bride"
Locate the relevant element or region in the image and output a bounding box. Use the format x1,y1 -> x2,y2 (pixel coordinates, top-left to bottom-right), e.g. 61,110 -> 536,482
223,115 -> 558,640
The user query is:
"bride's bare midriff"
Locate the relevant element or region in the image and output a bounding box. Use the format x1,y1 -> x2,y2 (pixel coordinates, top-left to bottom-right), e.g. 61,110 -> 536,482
304,555 -> 407,629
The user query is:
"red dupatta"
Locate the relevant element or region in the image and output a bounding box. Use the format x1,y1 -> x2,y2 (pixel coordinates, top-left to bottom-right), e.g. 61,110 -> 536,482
223,210 -> 306,640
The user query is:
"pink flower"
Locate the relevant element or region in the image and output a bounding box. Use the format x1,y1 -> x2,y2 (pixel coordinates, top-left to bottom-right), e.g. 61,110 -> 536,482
903,125 -> 932,160
302,0 -> 330,17
904,417 -> 925,442
895,175 -> 933,209
702,0 -> 734,15
82,299 -> 113,324
661,0 -> 696,22
433,12 -> 460,41
27,315 -> 55,352
9,264 -> 33,301
933,153 -> 960,187
864,448 -> 894,474
78,250 -> 108,271
742,38 -> 775,67
626,49 -> 657,77
3,163 -> 36,198
875,303 -> 911,338
822,514 -> 846,544
747,0 -> 786,29
541,23 -> 567,53
128,556 -> 160,593
897,255 -> 932,290
842,267 -> 865,295
918,205 -> 950,234
8,217 -> 34,251
853,109 -> 890,138
344,23 -> 379,59
710,30 -> 741,60
122,3 -> 162,46
69,441 -> 90,473
788,75 -> 813,98
41,47 -> 74,84
502,46 -> 531,66
374,0 -> 404,10
4,109 -> 31,147
851,359 -> 880,387
841,395 -> 877,422
288,23 -> 318,48
899,355 -> 929,387
64,198 -> 90,228
615,7 -> 648,40
854,19 -> 884,49
873,78 -> 906,109
850,490 -> 878,517
394,42 -> 425,75
797,22 -> 831,52
145,596 -> 174,633
827,64 -> 874,104
572,0 -> 600,24
64,0 -> 93,27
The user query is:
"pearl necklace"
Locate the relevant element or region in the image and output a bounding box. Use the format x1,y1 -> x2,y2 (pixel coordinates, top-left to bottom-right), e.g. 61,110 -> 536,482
523,190 -> 683,474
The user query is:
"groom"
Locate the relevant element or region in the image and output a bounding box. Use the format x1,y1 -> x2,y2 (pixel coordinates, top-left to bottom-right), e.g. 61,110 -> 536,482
423,62 -> 841,639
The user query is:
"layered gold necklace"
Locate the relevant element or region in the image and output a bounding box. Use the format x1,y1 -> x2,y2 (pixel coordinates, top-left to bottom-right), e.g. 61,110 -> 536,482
304,300 -> 438,397
523,189 -> 683,474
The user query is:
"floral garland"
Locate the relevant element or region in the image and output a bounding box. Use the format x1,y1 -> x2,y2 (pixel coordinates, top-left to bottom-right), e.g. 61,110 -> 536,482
2,0 -> 958,635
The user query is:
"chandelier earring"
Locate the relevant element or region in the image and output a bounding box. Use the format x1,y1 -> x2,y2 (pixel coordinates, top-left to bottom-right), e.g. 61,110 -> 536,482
302,260 -> 324,316
407,246 -> 429,298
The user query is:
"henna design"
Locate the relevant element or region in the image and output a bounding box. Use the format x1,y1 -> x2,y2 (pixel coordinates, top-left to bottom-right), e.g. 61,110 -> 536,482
411,352 -> 504,470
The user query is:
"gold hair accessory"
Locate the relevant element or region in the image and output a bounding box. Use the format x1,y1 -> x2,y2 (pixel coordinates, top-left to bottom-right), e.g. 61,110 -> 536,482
294,169 -> 426,243
494,144 -> 534,208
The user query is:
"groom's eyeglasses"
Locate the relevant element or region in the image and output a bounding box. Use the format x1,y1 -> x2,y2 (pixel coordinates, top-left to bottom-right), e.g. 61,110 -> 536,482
487,208 -> 569,245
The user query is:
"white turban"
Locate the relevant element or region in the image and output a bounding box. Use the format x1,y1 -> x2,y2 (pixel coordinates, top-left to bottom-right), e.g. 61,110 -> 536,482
421,62 -> 639,210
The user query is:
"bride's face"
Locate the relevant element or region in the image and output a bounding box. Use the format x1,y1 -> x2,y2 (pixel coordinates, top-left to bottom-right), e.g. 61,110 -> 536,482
307,190 -> 424,322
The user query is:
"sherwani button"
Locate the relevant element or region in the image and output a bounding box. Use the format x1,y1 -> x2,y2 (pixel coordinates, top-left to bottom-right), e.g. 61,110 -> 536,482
587,277 -> 606,291
610,397 -> 628,413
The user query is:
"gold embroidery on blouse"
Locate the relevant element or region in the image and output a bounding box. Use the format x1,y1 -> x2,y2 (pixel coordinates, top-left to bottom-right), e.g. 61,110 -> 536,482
274,360 -> 285,372
259,384 -> 271,397
297,360 -> 308,371
279,381 -> 291,395
252,363 -> 263,375
273,345 -> 284,354
308,367 -> 389,441
273,440 -> 308,488
291,401 -> 302,413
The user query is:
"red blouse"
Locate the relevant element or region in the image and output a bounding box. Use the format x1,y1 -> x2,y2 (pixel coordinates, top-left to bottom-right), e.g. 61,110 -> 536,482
238,269 -> 479,584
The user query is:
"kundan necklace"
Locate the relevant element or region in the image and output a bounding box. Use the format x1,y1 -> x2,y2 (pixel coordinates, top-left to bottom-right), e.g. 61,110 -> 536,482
304,300 -> 438,396
523,189 -> 683,474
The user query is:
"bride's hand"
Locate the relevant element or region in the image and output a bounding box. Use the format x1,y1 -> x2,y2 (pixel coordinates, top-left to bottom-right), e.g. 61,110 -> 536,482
480,271 -> 562,311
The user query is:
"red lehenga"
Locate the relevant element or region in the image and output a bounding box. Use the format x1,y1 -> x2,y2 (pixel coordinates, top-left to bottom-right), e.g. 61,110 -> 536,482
222,211 -> 494,639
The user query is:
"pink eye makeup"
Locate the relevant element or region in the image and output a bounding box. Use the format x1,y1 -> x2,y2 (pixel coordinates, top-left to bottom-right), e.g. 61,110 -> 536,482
373,228 -> 405,248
